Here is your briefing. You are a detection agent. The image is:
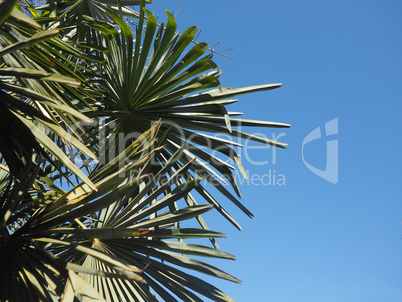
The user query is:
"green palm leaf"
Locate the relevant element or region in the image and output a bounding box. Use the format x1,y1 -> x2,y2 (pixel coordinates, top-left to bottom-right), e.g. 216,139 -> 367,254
83,7 -> 289,229
1,119 -> 239,301
0,3 -> 98,189
1,1 -> 290,301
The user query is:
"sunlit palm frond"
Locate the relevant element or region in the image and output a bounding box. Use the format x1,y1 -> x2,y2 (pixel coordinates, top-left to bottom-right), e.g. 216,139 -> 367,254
1,122 -> 238,301
83,7 -> 290,230
0,1 -> 98,188
1,1 -> 289,301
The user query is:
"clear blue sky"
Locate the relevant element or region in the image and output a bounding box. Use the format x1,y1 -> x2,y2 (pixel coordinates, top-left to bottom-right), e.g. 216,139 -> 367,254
147,1 -> 402,301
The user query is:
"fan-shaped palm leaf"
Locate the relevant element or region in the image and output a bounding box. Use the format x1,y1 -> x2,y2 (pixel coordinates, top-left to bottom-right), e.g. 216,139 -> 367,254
1,122 -> 238,301
83,7 -> 290,230
1,1 -> 290,301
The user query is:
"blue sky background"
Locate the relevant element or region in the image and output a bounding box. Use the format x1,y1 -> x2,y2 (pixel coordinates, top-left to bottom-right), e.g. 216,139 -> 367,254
147,1 -> 402,301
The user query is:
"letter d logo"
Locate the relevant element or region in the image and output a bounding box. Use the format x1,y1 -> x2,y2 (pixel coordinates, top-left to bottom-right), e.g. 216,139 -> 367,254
302,118 -> 339,184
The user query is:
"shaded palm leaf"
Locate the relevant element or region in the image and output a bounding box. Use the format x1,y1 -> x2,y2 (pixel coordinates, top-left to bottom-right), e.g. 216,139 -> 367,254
0,2 -> 98,189
1,122 -> 238,301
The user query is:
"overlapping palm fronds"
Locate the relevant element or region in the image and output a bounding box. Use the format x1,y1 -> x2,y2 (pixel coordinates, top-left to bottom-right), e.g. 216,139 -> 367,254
2,121 -> 238,301
0,0 -> 289,300
82,6 -> 289,231
0,0 -> 98,188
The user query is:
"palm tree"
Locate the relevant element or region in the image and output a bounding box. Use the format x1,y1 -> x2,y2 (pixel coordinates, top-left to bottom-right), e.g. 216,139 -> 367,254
0,0 -> 289,301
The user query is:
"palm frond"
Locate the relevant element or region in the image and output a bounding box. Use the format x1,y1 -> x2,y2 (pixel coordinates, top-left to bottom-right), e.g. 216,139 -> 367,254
83,8 -> 289,229
1,122 -> 238,301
